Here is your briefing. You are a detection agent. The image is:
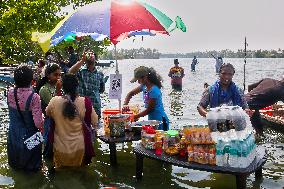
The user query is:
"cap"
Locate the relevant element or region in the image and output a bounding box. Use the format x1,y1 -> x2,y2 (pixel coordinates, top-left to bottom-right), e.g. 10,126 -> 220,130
130,66 -> 150,83
174,59 -> 179,64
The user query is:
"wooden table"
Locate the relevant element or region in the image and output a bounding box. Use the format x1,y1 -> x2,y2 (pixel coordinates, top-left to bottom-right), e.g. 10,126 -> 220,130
133,144 -> 266,189
98,132 -> 141,166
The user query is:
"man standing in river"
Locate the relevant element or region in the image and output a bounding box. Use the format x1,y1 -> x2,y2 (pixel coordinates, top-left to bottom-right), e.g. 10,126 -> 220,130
168,59 -> 185,91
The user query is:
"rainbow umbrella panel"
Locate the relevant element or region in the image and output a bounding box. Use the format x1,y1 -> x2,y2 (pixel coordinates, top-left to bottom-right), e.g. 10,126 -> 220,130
32,0 -> 186,52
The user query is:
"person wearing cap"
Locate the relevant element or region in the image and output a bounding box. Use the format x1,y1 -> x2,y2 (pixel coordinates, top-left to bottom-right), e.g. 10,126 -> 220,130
69,51 -> 105,119
197,63 -> 251,117
245,77 -> 284,134
168,59 -> 185,91
123,66 -> 169,130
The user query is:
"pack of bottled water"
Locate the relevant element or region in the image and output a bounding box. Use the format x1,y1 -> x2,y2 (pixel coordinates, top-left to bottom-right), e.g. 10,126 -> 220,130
206,105 -> 256,168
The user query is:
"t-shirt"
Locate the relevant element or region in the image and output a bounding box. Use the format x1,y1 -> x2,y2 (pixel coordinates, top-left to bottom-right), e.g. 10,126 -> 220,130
245,78 -> 284,109
168,66 -> 184,85
39,83 -> 56,107
141,85 -> 168,121
68,53 -> 79,68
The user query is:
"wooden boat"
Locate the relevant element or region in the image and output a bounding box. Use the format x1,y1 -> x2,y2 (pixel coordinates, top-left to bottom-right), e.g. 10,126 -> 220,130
97,60 -> 114,67
0,68 -> 14,84
260,104 -> 284,132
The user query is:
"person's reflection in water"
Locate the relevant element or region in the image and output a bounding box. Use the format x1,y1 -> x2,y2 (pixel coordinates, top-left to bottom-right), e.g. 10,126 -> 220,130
169,90 -> 185,119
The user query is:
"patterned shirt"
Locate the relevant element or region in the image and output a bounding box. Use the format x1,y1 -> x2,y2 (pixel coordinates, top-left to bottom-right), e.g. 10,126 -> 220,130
7,87 -> 43,129
168,66 -> 184,85
77,66 -> 104,112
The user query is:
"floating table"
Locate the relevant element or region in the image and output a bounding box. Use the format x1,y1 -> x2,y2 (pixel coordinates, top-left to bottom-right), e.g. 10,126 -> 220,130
98,132 -> 141,166
133,144 -> 266,189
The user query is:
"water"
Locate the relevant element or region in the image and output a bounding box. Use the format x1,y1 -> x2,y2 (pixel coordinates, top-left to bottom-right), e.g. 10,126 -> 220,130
0,58 -> 284,188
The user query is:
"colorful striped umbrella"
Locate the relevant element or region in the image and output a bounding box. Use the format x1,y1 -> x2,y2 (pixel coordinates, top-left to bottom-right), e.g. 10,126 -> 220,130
32,0 -> 186,53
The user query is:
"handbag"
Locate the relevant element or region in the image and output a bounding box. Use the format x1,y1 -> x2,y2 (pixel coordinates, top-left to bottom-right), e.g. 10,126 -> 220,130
43,117 -> 55,159
14,88 -> 43,150
24,132 -> 43,150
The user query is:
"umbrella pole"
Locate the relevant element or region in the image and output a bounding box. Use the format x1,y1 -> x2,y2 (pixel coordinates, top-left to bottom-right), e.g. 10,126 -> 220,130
114,45 -> 122,110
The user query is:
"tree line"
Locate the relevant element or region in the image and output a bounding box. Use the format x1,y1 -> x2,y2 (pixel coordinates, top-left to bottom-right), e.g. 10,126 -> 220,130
161,49 -> 284,58
102,48 -> 284,59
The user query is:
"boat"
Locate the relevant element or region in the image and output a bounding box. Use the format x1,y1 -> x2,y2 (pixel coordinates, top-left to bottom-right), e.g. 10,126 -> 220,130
260,104 -> 284,132
97,60 -> 114,67
0,67 -> 14,84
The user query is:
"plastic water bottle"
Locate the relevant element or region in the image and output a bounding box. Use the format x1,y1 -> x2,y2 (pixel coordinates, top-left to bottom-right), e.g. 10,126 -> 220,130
217,109 -> 227,132
216,140 -> 224,166
207,109 -> 218,132
222,142 -> 231,167
231,106 -> 244,131
240,140 -> 248,168
228,140 -> 238,167
239,107 -> 248,130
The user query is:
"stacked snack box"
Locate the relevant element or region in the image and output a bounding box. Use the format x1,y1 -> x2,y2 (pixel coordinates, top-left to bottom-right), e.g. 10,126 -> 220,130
184,126 -> 216,165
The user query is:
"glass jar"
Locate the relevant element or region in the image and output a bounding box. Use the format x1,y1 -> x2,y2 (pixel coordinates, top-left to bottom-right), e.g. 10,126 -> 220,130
108,114 -> 128,137
142,128 -> 156,149
164,130 -> 180,155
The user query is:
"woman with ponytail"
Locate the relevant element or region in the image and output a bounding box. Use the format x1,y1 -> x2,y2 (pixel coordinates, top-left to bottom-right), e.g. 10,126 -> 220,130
123,66 -> 169,131
46,74 -> 98,168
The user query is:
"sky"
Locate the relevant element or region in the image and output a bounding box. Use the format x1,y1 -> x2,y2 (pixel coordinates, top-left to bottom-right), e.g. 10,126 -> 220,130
63,0 -> 284,53
117,0 -> 284,53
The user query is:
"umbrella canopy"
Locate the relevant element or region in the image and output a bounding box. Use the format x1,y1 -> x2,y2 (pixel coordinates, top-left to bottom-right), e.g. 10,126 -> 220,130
32,0 -> 186,52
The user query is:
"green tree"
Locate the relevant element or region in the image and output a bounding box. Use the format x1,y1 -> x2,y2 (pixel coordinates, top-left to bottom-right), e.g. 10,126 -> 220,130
0,0 -> 100,64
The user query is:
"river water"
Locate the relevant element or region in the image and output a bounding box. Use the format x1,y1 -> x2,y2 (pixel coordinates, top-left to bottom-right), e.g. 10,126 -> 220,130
0,58 -> 283,189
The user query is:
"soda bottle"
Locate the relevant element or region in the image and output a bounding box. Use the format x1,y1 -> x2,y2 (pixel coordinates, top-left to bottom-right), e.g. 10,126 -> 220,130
155,136 -> 163,156
187,145 -> 194,162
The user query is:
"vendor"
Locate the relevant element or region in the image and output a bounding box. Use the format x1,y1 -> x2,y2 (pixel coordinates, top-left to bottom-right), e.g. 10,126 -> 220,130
197,63 -> 252,117
123,66 -> 169,131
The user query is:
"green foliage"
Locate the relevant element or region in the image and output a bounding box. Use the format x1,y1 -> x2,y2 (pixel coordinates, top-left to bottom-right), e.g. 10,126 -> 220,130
51,36 -> 111,62
0,0 -> 102,65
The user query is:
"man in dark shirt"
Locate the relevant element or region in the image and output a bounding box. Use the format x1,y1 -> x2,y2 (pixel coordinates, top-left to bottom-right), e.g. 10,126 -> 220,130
168,59 -> 185,91
245,78 -> 284,134
67,46 -> 78,68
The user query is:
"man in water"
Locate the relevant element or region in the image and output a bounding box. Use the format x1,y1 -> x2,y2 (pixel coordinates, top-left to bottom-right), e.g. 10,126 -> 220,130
191,56 -> 198,72
245,77 -> 284,134
197,63 -> 251,117
211,54 -> 223,73
168,59 -> 185,91
69,51 -> 105,119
